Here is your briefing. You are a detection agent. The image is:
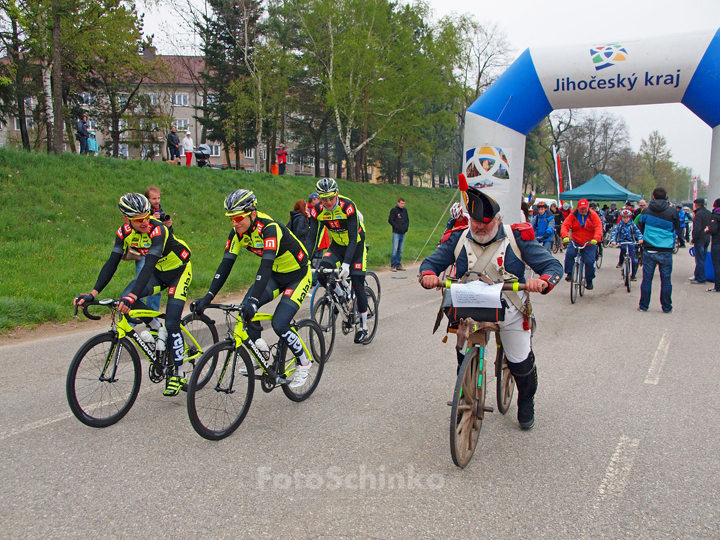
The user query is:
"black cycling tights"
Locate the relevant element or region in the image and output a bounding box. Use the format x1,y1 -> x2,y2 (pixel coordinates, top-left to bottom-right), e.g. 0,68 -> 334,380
243,292 -> 304,359
317,263 -> 367,314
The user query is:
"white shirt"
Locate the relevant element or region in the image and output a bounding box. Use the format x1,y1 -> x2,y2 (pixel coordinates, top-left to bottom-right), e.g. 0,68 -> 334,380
182,136 -> 194,153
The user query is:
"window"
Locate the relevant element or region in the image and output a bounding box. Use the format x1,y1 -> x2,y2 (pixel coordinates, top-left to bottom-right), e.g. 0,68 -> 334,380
204,93 -> 218,106
307,157 -> 315,168
173,119 -> 189,131
118,144 -> 129,158
145,93 -> 158,106
244,148 -> 253,159
329,162 -> 334,170
117,93 -> 129,107
118,119 -> 129,138
210,144 -> 221,157
78,93 -> 95,105
172,93 -> 189,107
14,117 -> 33,130
87,118 -> 98,130
260,148 -> 266,161
141,144 -> 160,158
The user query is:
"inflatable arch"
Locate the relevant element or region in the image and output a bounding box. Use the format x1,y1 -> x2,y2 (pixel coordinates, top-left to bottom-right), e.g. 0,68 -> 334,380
463,28 -> 720,223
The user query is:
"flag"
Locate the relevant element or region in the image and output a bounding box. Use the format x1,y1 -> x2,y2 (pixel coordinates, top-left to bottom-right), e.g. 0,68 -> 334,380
692,176 -> 698,201
566,157 -> 574,191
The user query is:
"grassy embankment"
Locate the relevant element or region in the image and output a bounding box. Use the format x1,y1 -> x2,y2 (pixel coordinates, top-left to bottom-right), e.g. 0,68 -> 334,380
0,150 -> 458,331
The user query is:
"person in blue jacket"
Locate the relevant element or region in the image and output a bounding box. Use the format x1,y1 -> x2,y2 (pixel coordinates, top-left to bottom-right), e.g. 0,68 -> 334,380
532,201 -> 555,251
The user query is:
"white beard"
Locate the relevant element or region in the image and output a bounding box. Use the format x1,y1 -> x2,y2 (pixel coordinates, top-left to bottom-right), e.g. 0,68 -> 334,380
469,220 -> 500,244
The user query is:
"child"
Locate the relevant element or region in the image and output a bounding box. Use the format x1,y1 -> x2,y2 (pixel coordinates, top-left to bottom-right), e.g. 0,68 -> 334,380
610,209 -> 643,280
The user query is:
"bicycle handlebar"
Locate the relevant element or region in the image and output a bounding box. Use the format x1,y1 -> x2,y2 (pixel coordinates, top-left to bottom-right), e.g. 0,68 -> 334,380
440,279 -> 527,292
73,299 -> 143,324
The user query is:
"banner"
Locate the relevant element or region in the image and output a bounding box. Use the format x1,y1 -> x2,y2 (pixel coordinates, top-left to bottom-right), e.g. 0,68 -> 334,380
693,176 -> 698,200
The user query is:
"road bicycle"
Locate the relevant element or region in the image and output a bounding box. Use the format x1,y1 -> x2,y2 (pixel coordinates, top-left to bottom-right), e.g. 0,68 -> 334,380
441,278 -> 525,468
568,240 -> 594,304
66,300 -> 218,428
309,269 -> 381,312
311,268 -> 379,359
616,241 -> 638,292
186,304 -> 325,440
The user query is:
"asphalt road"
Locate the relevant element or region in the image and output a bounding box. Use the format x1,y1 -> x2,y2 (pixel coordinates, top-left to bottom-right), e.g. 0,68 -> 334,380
1,247 -> 718,540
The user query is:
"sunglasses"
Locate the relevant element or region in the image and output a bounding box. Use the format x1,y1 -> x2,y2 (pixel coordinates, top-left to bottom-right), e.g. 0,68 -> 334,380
319,193 -> 337,200
230,213 -> 250,223
130,214 -> 150,223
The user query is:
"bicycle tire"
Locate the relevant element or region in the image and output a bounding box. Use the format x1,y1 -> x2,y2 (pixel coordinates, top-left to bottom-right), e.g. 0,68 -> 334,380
181,312 -> 220,388
450,347 -> 484,468
579,261 -> 586,297
308,282 -> 321,313
673,239 -> 680,254
495,341 -> 514,415
365,271 -> 382,303
186,340 -> 255,441
359,286 -> 379,345
66,332 -> 141,428
280,319 -> 326,402
596,245 -> 603,269
311,296 -> 336,360
570,261 -> 579,304
551,234 -> 560,254
624,256 -> 632,292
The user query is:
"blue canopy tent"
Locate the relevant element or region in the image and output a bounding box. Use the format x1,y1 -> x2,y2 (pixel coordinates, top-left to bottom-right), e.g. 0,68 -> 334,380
560,173 -> 641,202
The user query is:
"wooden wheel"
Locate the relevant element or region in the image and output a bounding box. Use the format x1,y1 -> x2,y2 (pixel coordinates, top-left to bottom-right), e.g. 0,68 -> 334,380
450,347 -> 485,468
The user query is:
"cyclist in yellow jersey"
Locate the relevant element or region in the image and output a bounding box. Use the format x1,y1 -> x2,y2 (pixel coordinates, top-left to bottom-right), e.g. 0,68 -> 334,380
190,189 -> 313,388
308,178 -> 369,344
73,193 -> 193,396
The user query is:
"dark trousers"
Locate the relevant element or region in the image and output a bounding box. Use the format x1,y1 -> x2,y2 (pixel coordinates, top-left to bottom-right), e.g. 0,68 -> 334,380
711,243 -> 720,289
563,242 -> 597,283
694,242 -> 709,282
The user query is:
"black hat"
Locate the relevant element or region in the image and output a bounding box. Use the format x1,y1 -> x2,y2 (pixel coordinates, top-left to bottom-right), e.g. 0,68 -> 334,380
694,197 -> 705,205
464,186 -> 500,223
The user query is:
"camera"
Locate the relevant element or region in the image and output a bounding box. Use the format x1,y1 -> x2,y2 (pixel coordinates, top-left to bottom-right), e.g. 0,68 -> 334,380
158,212 -> 172,222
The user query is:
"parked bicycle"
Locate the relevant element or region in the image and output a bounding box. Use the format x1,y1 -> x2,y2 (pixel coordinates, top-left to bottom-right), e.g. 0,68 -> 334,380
441,278 -> 525,468
567,240 -> 594,304
186,304 -> 325,440
66,300 -> 218,428
311,268 -> 379,359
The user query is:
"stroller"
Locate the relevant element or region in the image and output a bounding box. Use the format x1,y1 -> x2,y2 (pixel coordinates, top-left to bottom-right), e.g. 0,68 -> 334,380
194,144 -> 212,168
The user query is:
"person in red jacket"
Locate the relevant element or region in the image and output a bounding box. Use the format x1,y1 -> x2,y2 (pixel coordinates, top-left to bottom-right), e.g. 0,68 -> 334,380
561,198 -> 603,290
277,144 -> 287,175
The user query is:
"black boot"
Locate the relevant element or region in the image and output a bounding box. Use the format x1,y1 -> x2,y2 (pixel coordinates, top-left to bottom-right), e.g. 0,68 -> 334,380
508,352 -> 537,430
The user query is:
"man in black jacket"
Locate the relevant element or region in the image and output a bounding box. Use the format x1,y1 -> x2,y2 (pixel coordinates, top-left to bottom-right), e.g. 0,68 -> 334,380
388,197 -> 409,271
690,198 -> 713,284
76,115 -> 90,155
166,126 -> 181,163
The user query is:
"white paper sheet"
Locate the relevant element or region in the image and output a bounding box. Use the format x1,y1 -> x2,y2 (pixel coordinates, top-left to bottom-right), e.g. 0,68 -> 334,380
450,281 -> 503,308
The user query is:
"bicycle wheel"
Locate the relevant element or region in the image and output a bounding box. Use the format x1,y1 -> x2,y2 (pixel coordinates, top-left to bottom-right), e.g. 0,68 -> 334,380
673,239 -> 680,254
551,234 -> 560,254
365,271 -> 382,303
570,261 -> 579,304
624,256 -> 632,292
311,295 -> 336,360
280,319 -> 326,402
66,332 -> 142,428
450,347 -> 485,468
181,313 -> 219,387
358,286 -> 379,345
595,245 -> 603,269
308,282 -> 321,313
495,340 -> 514,415
186,340 -> 255,441
579,261 -> 586,296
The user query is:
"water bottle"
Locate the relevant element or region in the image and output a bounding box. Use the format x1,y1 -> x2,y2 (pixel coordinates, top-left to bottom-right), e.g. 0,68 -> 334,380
156,326 -> 168,352
255,338 -> 270,362
139,330 -> 155,345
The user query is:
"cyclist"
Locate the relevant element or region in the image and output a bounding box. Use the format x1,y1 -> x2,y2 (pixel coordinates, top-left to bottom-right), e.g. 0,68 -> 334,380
560,198 -> 603,290
308,178 -> 370,344
589,201 -> 606,230
610,209 -> 643,281
532,201 -> 555,251
190,190 -> 312,389
606,202 -> 620,230
419,179 -> 562,430
73,193 -> 192,396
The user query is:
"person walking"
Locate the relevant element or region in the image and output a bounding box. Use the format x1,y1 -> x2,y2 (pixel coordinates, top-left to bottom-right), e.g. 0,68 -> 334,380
637,187 -> 681,313
706,198 -> 720,292
388,197 -> 409,271
277,144 -> 287,175
167,126 -> 181,164
182,131 -> 194,166
690,198 -> 712,284
76,115 -> 90,155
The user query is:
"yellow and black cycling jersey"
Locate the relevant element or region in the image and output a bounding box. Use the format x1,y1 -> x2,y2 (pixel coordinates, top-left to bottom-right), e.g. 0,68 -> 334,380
308,195 -> 365,264
206,212 -> 309,301
93,218 -> 191,298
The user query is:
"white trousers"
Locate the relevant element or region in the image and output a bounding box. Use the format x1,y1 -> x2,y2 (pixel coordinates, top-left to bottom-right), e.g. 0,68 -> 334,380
497,292 -> 531,364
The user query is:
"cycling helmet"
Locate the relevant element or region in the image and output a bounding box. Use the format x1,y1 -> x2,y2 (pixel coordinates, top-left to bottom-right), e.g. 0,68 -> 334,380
224,189 -> 257,217
316,177 -> 338,198
118,193 -> 151,217
610,202 -> 617,208
589,201 -> 599,209
620,209 -> 633,218
450,202 -> 463,220
562,202 -> 571,210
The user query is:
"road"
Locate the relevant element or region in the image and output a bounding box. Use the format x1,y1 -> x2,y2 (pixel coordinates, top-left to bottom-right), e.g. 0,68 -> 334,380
1,248 -> 718,540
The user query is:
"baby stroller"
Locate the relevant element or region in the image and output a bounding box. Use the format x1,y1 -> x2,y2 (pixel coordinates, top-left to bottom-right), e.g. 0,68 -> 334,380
194,144 -> 212,168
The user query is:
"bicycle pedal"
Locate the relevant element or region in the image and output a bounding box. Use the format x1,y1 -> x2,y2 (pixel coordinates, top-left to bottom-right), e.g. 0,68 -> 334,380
483,405 -> 494,413
275,376 -> 292,385
446,400 -> 453,406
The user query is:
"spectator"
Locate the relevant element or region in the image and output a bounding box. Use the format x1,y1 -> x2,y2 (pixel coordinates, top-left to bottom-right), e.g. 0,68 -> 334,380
167,126 -> 181,164
87,131 -> 99,156
690,198 -> 713,284
706,198 -> 720,292
683,206 -> 692,243
676,205 -> 687,247
76,114 -> 90,155
182,131 -> 194,166
561,198 -> 603,289
637,187 -> 681,313
289,199 -> 311,253
135,186 -> 171,315
277,144 -> 287,175
633,199 -> 647,220
388,197 -> 409,271
533,201 -> 555,251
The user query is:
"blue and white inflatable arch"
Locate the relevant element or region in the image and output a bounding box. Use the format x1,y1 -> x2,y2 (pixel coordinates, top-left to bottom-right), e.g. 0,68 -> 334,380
463,28 -> 720,223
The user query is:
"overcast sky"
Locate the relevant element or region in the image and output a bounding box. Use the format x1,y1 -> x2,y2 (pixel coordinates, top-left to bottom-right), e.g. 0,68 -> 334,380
143,0 -> 720,179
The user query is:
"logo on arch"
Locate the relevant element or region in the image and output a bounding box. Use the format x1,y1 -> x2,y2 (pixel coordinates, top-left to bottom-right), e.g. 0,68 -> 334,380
590,44 -> 628,71
464,146 -> 509,187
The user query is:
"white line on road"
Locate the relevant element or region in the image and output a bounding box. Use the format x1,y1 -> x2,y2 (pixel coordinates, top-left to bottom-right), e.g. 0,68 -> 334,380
0,411 -> 75,441
595,435 -> 641,505
645,330 -> 670,385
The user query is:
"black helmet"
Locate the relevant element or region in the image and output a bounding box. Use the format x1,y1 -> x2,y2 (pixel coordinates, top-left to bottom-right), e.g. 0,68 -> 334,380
224,189 -> 257,217
316,178 -> 338,198
589,200 -> 599,209
118,193 -> 151,217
